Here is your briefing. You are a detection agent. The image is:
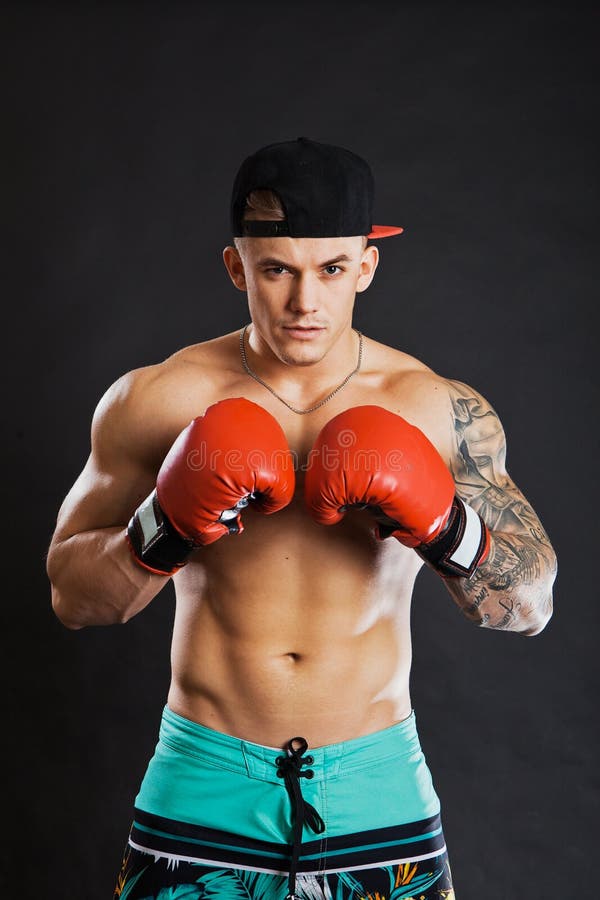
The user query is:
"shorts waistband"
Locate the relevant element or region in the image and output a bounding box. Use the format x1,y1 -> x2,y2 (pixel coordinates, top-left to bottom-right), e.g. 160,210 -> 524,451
159,705 -> 422,784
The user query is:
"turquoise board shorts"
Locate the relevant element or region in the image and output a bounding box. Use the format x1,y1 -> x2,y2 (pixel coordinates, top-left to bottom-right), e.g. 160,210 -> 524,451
114,705 -> 455,899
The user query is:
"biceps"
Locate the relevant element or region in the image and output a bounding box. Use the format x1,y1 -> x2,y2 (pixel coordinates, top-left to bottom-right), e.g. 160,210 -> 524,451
51,455 -> 156,543
445,380 -> 552,541
446,380 -> 508,484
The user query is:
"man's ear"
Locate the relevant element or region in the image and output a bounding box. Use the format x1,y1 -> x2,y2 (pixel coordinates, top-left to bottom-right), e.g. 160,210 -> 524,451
356,244 -> 379,293
223,245 -> 248,291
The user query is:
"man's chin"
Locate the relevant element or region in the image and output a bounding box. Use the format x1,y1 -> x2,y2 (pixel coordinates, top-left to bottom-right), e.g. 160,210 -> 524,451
277,347 -> 325,367
275,330 -> 328,366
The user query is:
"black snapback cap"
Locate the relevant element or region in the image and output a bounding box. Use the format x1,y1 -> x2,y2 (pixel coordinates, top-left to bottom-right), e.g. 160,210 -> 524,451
230,137 -> 403,240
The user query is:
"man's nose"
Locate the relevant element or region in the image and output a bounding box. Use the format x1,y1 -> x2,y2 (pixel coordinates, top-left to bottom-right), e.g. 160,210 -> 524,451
288,274 -> 318,313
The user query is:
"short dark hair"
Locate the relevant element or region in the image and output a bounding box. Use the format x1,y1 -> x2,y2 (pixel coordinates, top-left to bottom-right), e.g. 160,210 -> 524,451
243,189 -> 286,221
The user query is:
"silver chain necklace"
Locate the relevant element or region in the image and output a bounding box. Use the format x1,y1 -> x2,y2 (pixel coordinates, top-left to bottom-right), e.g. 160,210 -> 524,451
239,324 -> 363,415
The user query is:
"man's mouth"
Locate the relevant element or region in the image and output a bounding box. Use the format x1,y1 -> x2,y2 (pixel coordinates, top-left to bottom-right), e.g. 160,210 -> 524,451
283,325 -> 325,331
282,325 -> 325,339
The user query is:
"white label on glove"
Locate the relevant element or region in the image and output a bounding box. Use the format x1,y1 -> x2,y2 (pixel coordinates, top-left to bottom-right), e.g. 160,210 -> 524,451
138,491 -> 160,549
449,502 -> 483,570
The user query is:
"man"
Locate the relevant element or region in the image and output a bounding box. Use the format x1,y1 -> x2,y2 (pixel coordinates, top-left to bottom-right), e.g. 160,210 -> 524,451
47,137 -> 557,900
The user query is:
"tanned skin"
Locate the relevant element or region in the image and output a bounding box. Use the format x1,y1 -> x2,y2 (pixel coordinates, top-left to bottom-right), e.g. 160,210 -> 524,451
444,380 -> 556,631
46,234 -> 557,749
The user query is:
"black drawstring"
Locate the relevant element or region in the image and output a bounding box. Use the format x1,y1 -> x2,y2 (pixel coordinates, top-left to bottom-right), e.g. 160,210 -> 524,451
276,736 -> 325,900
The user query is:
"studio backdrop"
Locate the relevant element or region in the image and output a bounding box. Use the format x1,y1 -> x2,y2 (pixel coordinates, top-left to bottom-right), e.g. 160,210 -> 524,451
2,3 -> 597,898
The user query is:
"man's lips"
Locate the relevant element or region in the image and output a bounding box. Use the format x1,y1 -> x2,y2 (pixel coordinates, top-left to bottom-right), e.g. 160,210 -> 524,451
282,325 -> 325,330
282,325 -> 326,340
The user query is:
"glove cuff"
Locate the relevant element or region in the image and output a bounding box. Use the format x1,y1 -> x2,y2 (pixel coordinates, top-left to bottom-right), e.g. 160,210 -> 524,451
126,489 -> 197,576
417,496 -> 490,578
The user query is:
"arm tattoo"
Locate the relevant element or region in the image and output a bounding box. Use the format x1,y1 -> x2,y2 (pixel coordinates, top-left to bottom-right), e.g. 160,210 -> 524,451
444,380 -> 557,632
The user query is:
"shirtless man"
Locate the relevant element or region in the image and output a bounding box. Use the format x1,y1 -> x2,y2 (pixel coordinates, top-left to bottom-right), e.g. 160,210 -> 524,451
46,137 -> 557,900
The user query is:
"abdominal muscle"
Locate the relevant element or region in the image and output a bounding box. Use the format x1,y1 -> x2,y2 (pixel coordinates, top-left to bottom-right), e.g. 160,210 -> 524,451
166,503 -> 423,749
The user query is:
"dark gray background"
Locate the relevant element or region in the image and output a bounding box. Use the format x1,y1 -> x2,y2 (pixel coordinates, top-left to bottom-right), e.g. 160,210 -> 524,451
3,2 -> 597,897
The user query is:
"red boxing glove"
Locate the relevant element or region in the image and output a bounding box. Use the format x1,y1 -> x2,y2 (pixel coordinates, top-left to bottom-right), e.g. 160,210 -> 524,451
128,398 -> 295,575
304,405 -> 489,578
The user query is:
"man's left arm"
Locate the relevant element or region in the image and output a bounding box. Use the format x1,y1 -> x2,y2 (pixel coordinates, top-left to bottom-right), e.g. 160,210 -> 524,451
441,379 -> 557,636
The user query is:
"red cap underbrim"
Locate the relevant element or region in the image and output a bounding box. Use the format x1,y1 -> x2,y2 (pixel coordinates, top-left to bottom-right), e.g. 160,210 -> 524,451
367,225 -> 404,239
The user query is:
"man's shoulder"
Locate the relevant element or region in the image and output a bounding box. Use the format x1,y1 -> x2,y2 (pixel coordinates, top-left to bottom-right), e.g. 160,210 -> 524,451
363,336 -> 458,461
112,331 -> 239,402
366,334 -> 449,396
92,332 -> 240,457
166,330 -> 241,370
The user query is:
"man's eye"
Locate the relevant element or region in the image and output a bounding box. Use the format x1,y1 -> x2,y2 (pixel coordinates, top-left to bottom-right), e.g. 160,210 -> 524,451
268,266 -> 287,275
324,265 -> 342,275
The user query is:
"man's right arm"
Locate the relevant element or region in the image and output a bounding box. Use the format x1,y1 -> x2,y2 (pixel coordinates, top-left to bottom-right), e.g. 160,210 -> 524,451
47,373 -> 297,630
46,370 -> 171,630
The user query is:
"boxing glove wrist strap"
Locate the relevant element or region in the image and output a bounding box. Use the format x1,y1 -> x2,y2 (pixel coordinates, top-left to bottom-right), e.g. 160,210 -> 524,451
127,489 -> 197,576
417,496 -> 490,578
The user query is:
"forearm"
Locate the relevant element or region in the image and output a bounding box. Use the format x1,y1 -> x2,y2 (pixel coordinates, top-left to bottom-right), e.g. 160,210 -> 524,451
47,526 -> 169,629
443,530 -> 557,635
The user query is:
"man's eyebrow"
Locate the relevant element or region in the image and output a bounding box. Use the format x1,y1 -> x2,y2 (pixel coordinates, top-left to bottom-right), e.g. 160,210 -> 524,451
256,257 -> 293,268
256,254 -> 354,268
319,254 -> 353,266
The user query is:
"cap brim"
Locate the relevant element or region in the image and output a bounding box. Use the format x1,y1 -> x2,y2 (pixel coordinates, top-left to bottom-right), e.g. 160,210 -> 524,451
367,225 -> 404,239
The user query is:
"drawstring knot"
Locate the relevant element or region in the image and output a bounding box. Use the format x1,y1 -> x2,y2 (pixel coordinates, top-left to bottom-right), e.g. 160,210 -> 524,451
275,736 -> 325,900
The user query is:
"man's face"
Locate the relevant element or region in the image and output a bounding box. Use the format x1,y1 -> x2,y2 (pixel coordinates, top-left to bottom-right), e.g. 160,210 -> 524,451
223,236 -> 379,367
